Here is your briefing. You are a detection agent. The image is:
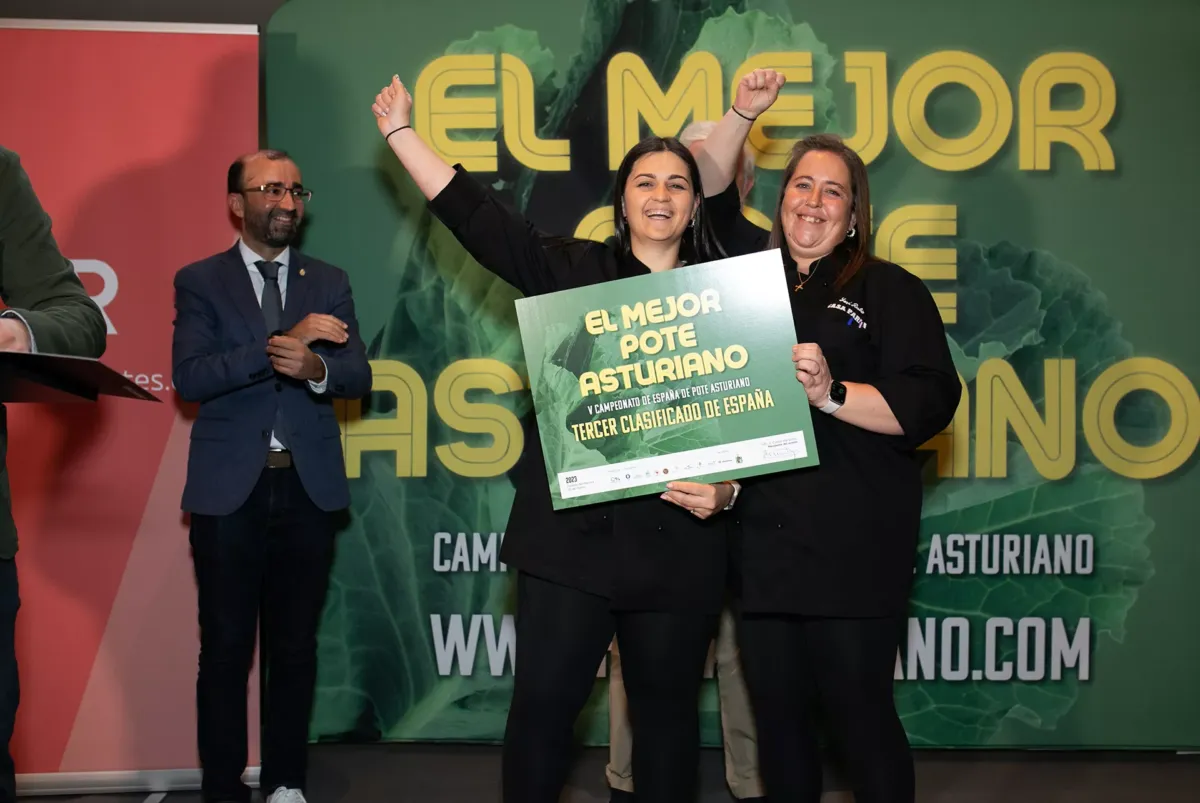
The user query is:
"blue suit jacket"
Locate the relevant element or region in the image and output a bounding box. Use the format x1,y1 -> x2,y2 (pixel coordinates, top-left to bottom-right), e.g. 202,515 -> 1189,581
171,245 -> 372,515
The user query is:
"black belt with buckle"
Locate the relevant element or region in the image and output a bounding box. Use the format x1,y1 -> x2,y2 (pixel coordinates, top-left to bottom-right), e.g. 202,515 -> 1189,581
267,449 -> 293,468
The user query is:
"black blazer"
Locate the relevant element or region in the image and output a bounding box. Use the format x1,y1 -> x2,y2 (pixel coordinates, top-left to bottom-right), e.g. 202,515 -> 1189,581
428,166 -> 729,614
707,185 -> 962,618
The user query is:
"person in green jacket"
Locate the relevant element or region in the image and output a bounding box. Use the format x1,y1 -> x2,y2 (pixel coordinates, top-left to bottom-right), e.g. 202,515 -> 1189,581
0,145 -> 107,803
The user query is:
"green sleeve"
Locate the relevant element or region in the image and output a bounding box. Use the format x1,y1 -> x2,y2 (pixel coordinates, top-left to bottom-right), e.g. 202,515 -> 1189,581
0,146 -> 106,358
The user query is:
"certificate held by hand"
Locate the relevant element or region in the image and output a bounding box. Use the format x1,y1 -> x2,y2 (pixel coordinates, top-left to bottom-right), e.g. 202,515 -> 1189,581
514,249 -> 819,510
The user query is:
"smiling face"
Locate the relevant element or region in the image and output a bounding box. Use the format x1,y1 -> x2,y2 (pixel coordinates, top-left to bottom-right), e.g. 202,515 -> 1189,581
621,150 -> 698,247
229,154 -> 305,251
780,149 -> 855,264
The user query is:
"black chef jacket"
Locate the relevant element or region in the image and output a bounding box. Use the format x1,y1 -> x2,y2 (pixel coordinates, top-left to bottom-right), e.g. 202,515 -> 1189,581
428,165 -> 730,615
706,184 -> 962,617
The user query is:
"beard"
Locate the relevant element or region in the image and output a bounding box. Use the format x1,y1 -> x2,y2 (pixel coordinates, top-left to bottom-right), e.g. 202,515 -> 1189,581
248,207 -> 300,247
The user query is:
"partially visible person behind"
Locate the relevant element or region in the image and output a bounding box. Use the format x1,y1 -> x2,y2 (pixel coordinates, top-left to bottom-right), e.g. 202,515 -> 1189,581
172,149 -> 371,803
605,119 -> 767,803
0,145 -> 107,803
694,73 -> 962,803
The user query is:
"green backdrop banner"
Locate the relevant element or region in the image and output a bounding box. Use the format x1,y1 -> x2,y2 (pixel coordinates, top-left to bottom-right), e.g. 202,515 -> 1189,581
263,0 -> 1200,749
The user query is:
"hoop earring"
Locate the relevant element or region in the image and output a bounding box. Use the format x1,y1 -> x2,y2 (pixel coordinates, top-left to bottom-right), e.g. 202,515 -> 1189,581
847,226 -> 857,238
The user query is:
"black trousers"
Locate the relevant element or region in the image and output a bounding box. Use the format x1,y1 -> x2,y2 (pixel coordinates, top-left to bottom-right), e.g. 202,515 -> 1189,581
190,463 -> 336,803
502,572 -> 717,803
0,559 -> 18,803
738,613 -> 913,803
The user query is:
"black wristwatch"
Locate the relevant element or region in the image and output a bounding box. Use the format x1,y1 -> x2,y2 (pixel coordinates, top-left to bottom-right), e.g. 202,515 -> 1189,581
818,380 -> 846,414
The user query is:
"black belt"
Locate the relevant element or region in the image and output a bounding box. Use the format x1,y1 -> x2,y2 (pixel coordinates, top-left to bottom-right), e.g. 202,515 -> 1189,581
266,449 -> 293,468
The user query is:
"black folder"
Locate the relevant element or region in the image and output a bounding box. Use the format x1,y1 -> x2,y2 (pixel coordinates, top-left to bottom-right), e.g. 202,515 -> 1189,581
0,351 -> 160,403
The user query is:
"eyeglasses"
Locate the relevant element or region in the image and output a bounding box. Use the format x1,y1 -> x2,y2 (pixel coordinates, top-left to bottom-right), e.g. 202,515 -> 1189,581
242,184 -> 312,203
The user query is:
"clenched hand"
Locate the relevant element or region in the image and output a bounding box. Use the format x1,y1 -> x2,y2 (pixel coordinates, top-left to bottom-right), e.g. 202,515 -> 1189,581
268,335 -> 325,382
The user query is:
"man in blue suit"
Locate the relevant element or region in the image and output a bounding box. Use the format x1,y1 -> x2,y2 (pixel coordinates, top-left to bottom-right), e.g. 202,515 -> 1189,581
172,149 -> 371,803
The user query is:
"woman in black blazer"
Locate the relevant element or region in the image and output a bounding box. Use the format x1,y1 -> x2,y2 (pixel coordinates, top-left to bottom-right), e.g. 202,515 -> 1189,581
371,75 -> 744,803
695,72 -> 963,803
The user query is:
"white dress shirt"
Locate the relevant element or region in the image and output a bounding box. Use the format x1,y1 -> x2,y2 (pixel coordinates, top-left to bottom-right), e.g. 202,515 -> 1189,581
238,240 -> 328,450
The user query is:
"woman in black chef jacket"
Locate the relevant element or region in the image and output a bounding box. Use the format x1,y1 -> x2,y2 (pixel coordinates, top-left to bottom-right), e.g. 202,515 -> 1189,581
370,76 -> 744,803
694,73 -> 963,803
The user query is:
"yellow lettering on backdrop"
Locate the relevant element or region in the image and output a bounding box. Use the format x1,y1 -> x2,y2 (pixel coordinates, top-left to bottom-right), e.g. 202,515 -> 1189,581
499,54 -> 570,171
415,50 -> 1118,175
843,52 -> 888,166
337,360 -> 429,478
606,52 -> 723,169
575,206 -> 615,243
893,51 -> 1013,171
414,54 -> 498,172
434,359 -> 525,477
976,359 -> 1076,480
1082,358 -> 1200,479
1019,53 -> 1116,171
742,205 -> 772,231
875,205 -> 958,324
335,355 -> 1198,482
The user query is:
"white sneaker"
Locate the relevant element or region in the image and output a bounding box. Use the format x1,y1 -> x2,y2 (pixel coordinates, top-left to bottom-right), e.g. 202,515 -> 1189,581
267,787 -> 307,803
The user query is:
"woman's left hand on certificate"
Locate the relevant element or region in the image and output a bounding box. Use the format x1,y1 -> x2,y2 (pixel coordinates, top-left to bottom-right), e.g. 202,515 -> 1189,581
661,481 -> 734,519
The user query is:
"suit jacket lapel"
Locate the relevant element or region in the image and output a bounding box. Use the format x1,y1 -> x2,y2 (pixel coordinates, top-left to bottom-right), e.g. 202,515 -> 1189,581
218,245 -> 268,339
282,251 -> 313,330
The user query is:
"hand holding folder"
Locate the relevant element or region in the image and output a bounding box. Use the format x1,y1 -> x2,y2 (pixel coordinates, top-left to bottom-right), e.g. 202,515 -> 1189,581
0,351 -> 160,404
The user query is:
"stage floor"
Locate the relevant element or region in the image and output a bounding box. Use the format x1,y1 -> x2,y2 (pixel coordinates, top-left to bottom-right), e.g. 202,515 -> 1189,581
26,744 -> 1200,802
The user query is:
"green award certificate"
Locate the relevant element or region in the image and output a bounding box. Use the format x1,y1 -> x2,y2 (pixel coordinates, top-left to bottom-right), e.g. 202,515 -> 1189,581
514,248 -> 820,510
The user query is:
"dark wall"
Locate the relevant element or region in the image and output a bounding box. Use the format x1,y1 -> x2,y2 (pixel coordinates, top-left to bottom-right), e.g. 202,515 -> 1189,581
1,0 -> 287,25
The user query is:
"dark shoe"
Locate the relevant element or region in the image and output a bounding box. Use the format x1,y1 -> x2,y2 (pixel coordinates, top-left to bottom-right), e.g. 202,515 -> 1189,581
609,789 -> 636,803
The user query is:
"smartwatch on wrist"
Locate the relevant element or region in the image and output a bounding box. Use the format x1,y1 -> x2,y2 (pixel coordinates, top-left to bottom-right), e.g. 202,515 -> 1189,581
819,380 -> 846,414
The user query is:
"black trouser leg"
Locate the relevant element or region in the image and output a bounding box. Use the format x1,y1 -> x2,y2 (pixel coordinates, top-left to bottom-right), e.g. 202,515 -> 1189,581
192,483 -> 267,803
739,614 -> 913,803
192,466 -> 335,802
501,572 -> 717,803
617,609 -> 718,803
805,616 -> 913,803
738,615 -> 823,803
259,467 -> 335,794
502,573 -> 616,803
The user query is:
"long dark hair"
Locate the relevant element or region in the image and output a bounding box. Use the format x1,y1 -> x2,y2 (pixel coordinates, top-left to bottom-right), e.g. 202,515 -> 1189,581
611,136 -> 726,265
767,133 -> 873,288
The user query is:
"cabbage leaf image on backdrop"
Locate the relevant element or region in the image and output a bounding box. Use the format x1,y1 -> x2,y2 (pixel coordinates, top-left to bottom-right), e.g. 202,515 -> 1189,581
292,0 -> 1164,748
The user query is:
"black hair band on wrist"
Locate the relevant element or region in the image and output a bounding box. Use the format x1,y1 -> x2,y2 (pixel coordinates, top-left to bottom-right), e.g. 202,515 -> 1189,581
731,106 -> 756,122
385,125 -> 412,141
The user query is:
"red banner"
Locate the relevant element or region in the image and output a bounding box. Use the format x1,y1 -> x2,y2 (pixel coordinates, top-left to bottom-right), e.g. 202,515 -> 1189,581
0,19 -> 258,788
